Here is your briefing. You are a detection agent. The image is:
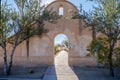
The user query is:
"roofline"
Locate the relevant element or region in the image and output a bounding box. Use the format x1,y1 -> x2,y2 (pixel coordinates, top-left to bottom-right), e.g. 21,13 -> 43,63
45,0 -> 78,12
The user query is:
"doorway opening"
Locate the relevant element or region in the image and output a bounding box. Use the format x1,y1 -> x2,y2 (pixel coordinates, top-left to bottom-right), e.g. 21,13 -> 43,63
54,34 -> 69,65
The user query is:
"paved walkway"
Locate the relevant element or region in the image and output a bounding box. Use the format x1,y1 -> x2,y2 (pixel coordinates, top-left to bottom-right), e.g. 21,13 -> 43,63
43,51 -> 79,80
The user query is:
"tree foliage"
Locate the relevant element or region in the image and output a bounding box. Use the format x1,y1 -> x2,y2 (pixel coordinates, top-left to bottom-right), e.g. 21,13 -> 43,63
0,0 -> 59,75
114,46 -> 120,67
88,36 -> 120,67
86,0 -> 120,77
87,37 -> 109,65
62,39 -> 69,48
0,0 -> 13,75
54,44 -> 61,55
73,0 -> 120,77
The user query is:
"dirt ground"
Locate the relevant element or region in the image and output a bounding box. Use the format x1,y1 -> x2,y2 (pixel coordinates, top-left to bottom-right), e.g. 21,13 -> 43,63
73,66 -> 120,80
0,65 -> 48,79
0,51 -> 120,80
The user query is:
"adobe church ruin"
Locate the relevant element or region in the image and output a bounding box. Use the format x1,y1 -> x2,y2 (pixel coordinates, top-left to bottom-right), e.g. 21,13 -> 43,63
0,0 -> 97,66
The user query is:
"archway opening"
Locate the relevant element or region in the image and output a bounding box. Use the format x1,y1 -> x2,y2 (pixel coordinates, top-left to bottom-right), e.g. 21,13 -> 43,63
54,34 -> 69,65
59,6 -> 64,16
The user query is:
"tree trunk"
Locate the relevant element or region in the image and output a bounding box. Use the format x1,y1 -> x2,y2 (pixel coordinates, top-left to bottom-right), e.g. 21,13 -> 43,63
1,1 -> 8,75
2,40 -> 8,75
7,44 -> 16,75
108,44 -> 114,77
26,39 -> 29,58
0,0 -> 1,19
92,25 -> 96,41
3,47 -> 8,75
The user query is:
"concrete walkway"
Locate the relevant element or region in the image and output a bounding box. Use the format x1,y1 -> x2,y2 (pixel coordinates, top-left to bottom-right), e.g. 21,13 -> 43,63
43,51 -> 79,80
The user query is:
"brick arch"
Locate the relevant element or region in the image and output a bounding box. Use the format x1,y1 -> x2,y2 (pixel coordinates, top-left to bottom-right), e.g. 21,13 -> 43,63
54,33 -> 69,64
53,33 -> 69,50
46,1 -> 78,11
45,0 -> 78,18
0,0 -> 97,66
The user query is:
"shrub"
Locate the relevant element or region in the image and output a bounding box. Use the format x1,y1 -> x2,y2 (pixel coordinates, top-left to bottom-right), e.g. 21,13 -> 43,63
54,44 -> 61,55
87,37 -> 109,65
87,37 -> 120,67
28,69 -> 34,74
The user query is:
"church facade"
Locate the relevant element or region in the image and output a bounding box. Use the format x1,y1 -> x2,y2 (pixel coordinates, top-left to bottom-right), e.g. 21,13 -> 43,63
0,0 -> 97,66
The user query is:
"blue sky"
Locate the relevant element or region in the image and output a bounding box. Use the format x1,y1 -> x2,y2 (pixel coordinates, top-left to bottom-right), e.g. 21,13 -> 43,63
54,34 -> 68,45
43,0 -> 98,12
6,0 -> 98,12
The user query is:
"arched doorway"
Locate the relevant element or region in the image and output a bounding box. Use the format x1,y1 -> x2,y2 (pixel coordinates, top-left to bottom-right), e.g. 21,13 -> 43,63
54,34 -> 69,65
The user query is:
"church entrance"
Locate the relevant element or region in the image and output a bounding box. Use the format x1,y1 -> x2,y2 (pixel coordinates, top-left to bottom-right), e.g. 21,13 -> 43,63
54,34 -> 69,65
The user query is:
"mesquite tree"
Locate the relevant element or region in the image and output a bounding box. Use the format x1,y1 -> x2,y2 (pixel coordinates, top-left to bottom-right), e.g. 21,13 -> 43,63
0,0 -> 58,75
7,0 -> 58,75
0,1 -> 12,75
87,0 -> 120,77
75,0 -> 120,77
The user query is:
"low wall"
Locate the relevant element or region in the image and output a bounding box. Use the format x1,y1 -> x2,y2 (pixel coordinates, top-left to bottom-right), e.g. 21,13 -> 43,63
69,56 -> 98,67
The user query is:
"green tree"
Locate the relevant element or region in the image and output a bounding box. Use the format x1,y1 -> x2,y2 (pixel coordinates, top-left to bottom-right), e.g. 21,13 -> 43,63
87,0 -> 120,77
72,4 -> 97,40
0,0 -> 12,75
114,46 -> 120,67
87,37 -> 109,65
0,0 -> 1,19
0,0 -> 59,75
54,44 -> 61,55
7,0 -> 58,75
62,39 -> 68,47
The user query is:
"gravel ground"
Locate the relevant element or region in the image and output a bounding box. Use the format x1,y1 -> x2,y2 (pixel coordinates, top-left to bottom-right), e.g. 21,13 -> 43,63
0,65 -> 48,79
73,66 -> 120,80
0,66 -> 120,80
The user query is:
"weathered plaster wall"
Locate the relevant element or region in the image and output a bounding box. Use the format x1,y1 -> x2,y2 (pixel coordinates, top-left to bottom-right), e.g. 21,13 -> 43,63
46,0 -> 78,18
43,17 -> 96,65
0,0 -> 97,66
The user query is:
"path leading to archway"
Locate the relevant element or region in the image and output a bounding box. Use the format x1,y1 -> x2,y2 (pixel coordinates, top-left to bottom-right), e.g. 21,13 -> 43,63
55,51 -> 68,66
43,51 -> 79,80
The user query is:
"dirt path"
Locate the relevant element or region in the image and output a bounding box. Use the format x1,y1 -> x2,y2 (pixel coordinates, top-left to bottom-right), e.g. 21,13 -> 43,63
43,51 -> 79,80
